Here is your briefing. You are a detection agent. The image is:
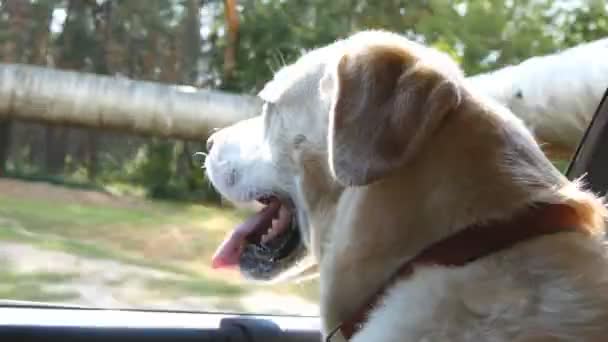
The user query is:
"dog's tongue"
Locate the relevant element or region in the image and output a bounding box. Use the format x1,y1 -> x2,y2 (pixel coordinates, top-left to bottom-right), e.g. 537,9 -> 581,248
211,200 -> 281,269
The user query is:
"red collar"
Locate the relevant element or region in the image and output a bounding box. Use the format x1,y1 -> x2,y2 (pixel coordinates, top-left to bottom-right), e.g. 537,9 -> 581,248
326,203 -> 585,341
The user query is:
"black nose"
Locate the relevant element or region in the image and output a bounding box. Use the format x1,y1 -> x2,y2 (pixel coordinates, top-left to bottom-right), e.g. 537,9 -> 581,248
206,134 -> 215,152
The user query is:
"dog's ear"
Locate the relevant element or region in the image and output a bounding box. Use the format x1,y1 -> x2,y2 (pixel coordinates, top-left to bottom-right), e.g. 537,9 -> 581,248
327,44 -> 462,186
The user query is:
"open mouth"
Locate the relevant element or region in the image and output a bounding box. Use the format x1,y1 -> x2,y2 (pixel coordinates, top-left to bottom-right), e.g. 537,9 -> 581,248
211,195 -> 305,280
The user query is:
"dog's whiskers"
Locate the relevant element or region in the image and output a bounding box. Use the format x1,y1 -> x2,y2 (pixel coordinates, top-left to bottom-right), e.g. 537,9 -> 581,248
277,49 -> 287,67
267,58 -> 278,74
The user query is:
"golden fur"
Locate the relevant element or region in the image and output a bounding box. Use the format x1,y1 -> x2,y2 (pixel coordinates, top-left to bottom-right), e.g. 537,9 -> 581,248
206,30 -> 608,341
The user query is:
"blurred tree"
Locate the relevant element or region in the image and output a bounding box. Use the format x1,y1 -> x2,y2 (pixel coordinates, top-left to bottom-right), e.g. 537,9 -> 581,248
210,0 -> 606,92
223,0 -> 239,81
44,0 -> 95,175
0,0 -> 29,175
1,0 -> 606,200
0,0 -> 220,200
559,0 -> 608,46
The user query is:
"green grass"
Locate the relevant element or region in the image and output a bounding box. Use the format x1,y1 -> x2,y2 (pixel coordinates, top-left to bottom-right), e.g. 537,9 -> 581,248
0,225 -> 193,276
0,270 -> 78,284
146,277 -> 245,297
0,197 -> 162,233
0,157 -> 572,308
0,187 -> 250,295
0,179 -> 320,309
0,261 -> 80,302
0,194 -> 244,268
0,282 -> 79,302
0,157 -> 573,309
2,171 -> 101,192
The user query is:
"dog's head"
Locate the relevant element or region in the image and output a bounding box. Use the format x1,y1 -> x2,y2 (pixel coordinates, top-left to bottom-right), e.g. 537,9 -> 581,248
205,30 -> 463,281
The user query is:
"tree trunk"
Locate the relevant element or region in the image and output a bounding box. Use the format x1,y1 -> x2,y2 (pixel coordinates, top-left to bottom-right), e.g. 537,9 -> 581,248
223,0 -> 239,81
85,0 -> 113,181
0,119 -> 11,175
43,131 -> 63,175
0,37 -> 607,158
44,126 -> 68,175
86,130 -> 99,180
0,0 -> 31,175
0,64 -> 262,141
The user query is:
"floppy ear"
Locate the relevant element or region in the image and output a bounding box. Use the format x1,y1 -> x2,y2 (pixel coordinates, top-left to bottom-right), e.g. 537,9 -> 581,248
327,45 -> 462,186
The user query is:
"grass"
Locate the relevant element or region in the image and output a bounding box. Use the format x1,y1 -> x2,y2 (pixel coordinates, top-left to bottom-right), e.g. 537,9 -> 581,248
0,225 -> 193,276
146,277 -> 245,297
0,179 -> 320,312
0,156 -> 573,311
0,195 -> 243,268
0,260 -> 80,302
0,196 -> 166,234
0,282 -> 79,303
0,157 -> 572,310
2,170 -> 101,192
0,194 -> 245,278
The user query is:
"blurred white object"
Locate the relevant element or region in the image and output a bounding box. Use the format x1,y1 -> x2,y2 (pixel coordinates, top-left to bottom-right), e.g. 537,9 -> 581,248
468,38 -> 608,154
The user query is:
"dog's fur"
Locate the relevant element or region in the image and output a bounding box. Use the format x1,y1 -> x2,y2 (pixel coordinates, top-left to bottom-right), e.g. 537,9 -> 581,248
205,30 -> 608,341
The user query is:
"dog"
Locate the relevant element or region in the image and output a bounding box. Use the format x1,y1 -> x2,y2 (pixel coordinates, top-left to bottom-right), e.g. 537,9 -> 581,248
205,30 -> 608,341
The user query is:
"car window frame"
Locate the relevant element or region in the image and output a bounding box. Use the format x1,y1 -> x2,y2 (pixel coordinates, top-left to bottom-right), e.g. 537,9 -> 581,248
566,85 -> 608,194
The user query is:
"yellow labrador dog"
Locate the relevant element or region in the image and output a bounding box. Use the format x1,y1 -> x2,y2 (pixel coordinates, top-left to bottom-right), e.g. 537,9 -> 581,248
205,30 -> 608,341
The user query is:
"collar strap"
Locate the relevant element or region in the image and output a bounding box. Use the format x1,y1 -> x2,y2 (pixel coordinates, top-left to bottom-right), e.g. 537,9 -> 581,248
327,203 -> 585,341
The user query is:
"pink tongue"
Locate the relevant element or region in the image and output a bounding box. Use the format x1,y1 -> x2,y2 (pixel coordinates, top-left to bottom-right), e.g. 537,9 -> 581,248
211,200 -> 281,269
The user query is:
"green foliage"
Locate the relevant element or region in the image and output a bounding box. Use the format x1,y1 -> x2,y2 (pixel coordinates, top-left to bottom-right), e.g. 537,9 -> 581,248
2,0 -> 220,203
559,0 -> 608,47
2,170 -> 101,192
0,184 -> 320,307
127,140 -> 220,202
0,265 -> 80,302
136,141 -> 174,198
3,0 -> 607,201
146,277 -> 244,297
211,0 -> 607,91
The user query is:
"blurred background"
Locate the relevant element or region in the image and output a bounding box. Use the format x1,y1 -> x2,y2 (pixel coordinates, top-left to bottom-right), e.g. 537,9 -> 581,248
0,0 -> 607,316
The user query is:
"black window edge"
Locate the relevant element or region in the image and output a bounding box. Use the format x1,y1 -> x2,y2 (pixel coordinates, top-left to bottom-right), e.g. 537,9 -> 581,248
566,85 -> 608,190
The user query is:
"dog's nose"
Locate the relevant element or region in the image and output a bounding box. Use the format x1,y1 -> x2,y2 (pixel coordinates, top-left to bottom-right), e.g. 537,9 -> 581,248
206,134 -> 216,152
